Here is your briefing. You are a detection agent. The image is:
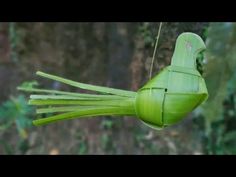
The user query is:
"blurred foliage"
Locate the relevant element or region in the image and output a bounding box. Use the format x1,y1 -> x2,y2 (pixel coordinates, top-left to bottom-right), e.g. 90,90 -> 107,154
0,94 -> 34,154
0,95 -> 33,137
101,118 -> 114,130
138,22 -> 156,47
9,22 -> 23,63
196,25 -> 208,74
100,134 -> 115,153
195,22 -> 236,154
75,130 -> 88,154
133,126 -> 159,154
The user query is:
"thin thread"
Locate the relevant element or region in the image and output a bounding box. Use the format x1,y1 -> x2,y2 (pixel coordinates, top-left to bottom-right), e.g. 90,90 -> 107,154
149,22 -> 163,80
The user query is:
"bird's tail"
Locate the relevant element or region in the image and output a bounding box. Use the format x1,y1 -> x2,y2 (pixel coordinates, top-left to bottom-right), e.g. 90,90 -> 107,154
17,71 -> 137,126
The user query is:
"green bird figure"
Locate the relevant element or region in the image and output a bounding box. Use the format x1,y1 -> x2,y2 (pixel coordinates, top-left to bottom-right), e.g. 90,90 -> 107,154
18,32 -> 208,130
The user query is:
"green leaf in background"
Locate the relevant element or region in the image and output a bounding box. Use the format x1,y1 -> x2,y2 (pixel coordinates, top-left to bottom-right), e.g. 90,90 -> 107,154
198,22 -> 236,154
222,131 -> 236,154
0,95 -> 34,139
202,22 -> 236,125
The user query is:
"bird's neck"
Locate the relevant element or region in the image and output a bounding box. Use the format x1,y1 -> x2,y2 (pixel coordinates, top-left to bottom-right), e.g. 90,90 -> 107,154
171,38 -> 197,69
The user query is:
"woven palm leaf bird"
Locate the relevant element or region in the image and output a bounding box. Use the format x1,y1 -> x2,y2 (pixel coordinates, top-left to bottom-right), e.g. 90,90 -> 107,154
18,32 -> 208,130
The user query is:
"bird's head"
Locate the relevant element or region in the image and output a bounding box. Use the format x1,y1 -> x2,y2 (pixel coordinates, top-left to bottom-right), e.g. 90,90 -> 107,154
171,32 -> 206,69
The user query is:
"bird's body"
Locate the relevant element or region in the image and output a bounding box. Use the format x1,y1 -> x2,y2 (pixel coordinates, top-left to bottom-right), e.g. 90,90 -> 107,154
18,32 -> 208,129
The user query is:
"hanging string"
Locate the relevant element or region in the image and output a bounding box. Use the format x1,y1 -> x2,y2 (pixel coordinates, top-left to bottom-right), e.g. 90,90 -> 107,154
149,22 -> 163,80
